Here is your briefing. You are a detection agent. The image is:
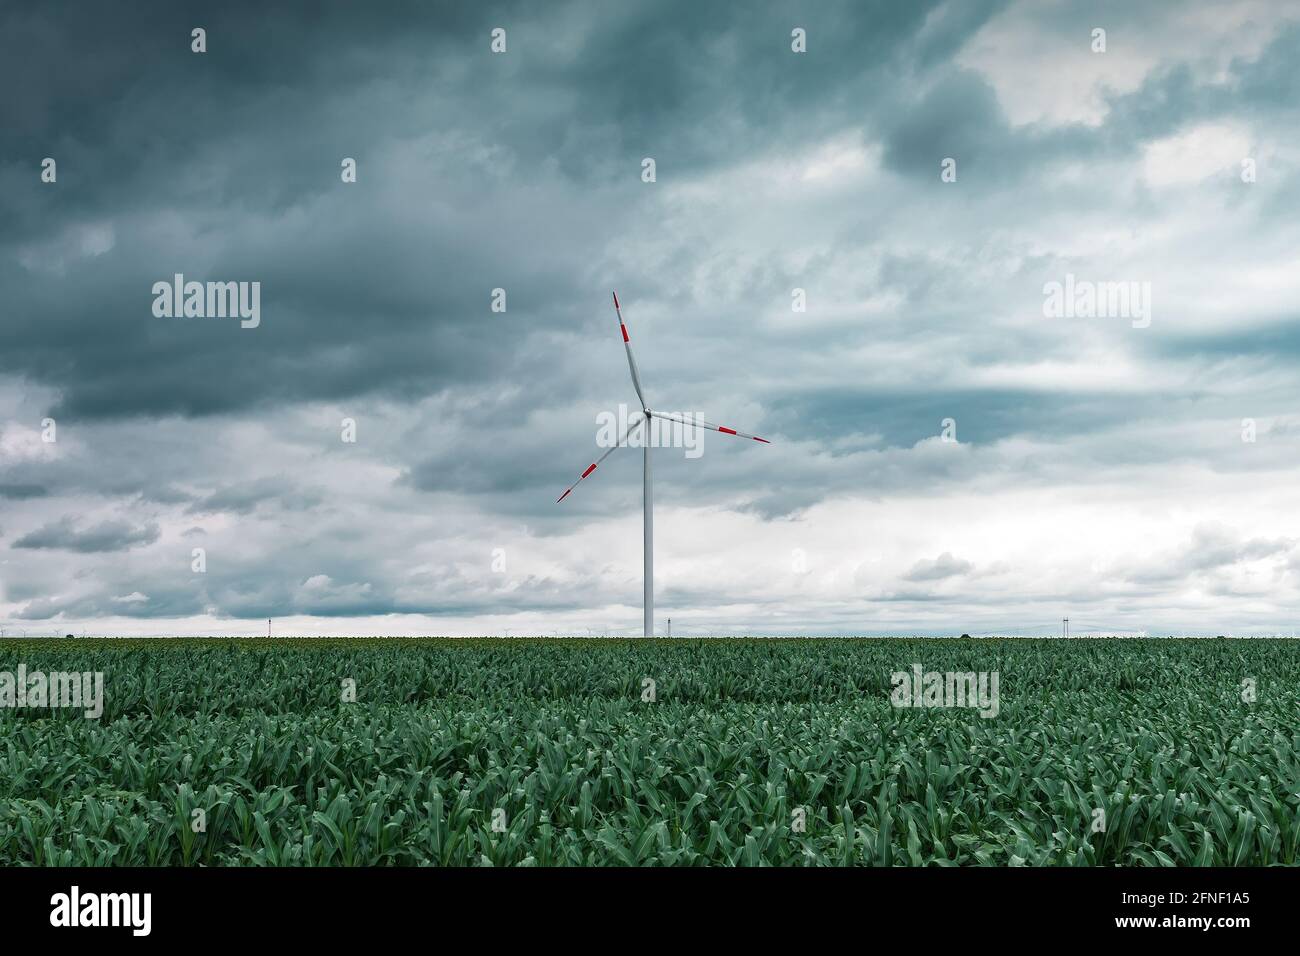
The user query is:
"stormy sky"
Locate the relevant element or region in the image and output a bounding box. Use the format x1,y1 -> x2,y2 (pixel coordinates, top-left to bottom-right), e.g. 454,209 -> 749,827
3,0 -> 1300,636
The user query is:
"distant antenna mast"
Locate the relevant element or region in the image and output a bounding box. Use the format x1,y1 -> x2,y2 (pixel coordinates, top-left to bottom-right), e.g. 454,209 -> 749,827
1062,617 -> 1069,639
667,617 -> 671,638
268,618 -> 271,638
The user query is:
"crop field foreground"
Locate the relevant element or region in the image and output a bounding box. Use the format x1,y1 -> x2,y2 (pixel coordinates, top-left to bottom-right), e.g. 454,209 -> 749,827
1,637 -> 1298,866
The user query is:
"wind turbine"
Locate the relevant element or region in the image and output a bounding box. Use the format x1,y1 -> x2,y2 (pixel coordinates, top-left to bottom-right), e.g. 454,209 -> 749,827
557,292 -> 769,637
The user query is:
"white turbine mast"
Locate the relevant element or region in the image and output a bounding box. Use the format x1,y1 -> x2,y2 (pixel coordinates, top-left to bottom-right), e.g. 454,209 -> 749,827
557,291 -> 769,637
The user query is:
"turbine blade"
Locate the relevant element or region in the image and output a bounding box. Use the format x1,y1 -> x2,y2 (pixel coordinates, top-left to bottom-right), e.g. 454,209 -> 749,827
613,291 -> 647,409
648,410 -> 771,443
556,413 -> 646,502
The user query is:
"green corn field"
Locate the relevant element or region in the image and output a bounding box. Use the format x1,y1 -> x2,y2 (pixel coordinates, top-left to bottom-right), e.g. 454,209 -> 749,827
1,637 -> 1297,866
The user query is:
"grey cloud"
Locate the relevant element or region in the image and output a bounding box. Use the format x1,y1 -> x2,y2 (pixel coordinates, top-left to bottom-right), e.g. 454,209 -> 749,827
1123,523 -> 1296,586
0,483 -> 47,499
4,1 -> 1300,633
904,552 -> 974,582
187,476 -> 323,515
13,516 -> 161,553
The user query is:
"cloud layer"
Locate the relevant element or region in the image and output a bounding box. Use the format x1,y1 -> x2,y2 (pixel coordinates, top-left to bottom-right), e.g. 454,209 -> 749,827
3,0 -> 1300,635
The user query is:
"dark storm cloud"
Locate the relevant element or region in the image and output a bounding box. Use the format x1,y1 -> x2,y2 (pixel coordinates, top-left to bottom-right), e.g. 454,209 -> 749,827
0,0 -> 1003,422
4,0 -> 1300,630
768,385 -> 1147,448
0,483 -> 47,499
1152,319 -> 1300,361
881,69 -> 1015,176
2,0 -> 561,420
0,0 -> 1257,447
13,516 -> 161,553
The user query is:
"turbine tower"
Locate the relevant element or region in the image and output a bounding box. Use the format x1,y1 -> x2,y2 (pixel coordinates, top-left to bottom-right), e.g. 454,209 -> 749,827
557,292 -> 769,637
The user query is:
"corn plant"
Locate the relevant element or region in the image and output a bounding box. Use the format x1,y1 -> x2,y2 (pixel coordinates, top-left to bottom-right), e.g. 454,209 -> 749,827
1,637 -> 1298,866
